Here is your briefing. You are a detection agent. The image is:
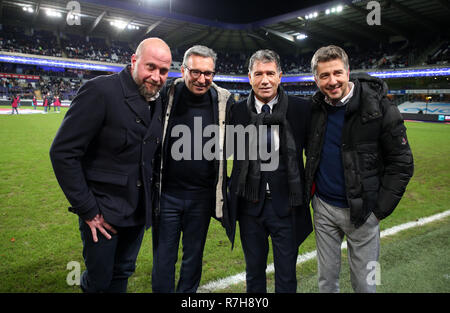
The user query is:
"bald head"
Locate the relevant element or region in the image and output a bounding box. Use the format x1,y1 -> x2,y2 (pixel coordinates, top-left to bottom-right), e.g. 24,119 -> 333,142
131,37 -> 172,101
135,37 -> 171,58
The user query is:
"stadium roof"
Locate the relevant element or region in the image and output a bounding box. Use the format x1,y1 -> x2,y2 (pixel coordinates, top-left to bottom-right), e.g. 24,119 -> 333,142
1,0 -> 449,54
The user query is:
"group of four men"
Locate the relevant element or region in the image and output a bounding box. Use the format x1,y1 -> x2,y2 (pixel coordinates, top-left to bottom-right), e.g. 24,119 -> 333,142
49,37 -> 414,293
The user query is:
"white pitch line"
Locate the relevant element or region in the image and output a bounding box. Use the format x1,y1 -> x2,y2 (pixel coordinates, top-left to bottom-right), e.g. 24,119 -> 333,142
198,210 -> 450,293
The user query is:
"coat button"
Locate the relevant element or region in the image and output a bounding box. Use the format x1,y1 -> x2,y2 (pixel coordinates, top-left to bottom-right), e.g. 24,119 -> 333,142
136,180 -> 142,187
136,117 -> 142,123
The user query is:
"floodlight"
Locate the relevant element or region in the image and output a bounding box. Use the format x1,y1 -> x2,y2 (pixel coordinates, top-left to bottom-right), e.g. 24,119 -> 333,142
45,9 -> 62,18
110,20 -> 127,30
22,7 -> 34,13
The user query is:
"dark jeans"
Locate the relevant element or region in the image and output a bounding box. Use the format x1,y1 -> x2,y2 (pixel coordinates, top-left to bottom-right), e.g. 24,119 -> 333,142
152,192 -> 213,293
78,218 -> 145,293
239,198 -> 299,293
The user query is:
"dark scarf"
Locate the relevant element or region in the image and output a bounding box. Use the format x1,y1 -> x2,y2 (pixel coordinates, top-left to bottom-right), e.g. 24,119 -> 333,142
236,86 -> 303,207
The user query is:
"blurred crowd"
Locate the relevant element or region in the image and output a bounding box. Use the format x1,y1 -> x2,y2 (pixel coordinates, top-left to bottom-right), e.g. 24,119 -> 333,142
1,24 -> 448,101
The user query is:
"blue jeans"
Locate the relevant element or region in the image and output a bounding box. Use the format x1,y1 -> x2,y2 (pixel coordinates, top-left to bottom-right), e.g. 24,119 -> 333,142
152,192 -> 213,293
78,218 -> 145,293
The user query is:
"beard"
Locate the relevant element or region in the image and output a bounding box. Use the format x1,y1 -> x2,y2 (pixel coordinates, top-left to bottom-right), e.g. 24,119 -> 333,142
325,83 -> 348,105
132,66 -> 160,101
138,83 -> 160,101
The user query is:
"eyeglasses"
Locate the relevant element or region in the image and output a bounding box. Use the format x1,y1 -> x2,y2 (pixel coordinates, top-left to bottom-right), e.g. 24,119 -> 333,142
185,67 -> 215,79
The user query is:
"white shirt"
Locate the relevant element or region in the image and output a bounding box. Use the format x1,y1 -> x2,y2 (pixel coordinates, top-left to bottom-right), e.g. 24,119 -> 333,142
254,95 -> 280,152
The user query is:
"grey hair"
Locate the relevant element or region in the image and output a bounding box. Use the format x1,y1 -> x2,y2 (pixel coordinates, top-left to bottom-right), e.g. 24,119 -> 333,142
182,45 -> 217,69
311,45 -> 349,77
248,49 -> 282,73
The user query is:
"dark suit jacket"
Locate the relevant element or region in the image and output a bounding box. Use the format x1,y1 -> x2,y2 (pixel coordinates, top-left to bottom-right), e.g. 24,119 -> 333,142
225,94 -> 313,247
50,66 -> 162,229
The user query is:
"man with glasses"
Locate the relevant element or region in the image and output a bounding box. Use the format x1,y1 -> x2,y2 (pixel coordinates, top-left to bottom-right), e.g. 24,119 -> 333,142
152,45 -> 233,293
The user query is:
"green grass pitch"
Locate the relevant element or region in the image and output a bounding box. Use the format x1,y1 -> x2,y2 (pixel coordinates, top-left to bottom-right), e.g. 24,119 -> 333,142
0,106 -> 449,292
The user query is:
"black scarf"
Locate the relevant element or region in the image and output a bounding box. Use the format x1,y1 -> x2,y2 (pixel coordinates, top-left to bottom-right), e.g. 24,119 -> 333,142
236,86 -> 303,207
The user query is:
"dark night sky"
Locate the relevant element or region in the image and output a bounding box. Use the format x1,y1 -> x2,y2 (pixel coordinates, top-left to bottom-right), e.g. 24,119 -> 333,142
138,0 -> 334,23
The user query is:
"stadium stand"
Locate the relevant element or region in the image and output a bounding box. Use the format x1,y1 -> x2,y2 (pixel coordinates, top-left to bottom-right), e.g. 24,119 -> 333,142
2,25 -> 448,75
0,0 -> 448,117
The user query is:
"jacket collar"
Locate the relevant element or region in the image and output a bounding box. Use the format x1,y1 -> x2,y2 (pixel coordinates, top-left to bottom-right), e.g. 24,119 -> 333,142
350,72 -> 384,122
119,65 -> 154,126
119,65 -> 140,98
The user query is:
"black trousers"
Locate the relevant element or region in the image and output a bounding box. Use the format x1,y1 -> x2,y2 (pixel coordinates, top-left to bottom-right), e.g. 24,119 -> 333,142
239,198 -> 299,293
78,218 -> 145,293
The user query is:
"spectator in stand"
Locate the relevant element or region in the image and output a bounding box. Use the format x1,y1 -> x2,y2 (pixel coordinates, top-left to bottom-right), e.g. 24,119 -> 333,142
54,95 -> 61,113
46,93 -> 53,113
11,94 -> 19,114
32,95 -> 38,110
43,94 -> 48,113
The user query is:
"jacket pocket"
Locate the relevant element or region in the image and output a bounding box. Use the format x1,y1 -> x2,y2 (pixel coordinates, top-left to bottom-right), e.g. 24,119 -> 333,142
342,150 -> 362,198
85,168 -> 129,217
85,168 -> 128,186
390,124 -> 409,147
356,143 -> 379,172
362,176 -> 380,213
